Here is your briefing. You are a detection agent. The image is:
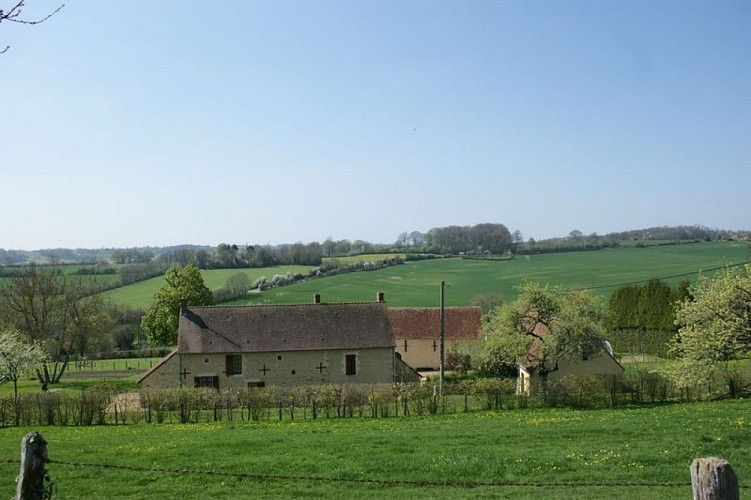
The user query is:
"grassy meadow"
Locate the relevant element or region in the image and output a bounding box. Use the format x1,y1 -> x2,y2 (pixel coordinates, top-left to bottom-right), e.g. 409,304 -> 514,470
103,265 -> 315,309
0,263 -> 122,289
0,400 -> 748,499
322,253 -> 406,264
0,358 -> 166,396
88,241 -> 751,309
233,241 -> 751,307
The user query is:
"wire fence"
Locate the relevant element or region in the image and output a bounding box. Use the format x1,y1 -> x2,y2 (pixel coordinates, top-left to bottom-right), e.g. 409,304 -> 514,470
2,457 -> 717,491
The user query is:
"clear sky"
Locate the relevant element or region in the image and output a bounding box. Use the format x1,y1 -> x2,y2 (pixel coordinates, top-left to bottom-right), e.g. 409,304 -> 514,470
2,1 -> 749,250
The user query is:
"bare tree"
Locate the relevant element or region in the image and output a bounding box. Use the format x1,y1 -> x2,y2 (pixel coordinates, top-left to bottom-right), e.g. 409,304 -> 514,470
1,1 -> 65,54
0,265 -> 110,384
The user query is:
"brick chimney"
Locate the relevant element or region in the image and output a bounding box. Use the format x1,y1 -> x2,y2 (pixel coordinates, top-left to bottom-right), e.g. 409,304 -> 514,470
180,297 -> 188,316
313,293 -> 321,304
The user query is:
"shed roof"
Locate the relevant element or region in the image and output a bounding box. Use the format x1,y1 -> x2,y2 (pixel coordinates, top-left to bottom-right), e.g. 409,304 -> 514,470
387,307 -> 481,340
178,302 -> 395,354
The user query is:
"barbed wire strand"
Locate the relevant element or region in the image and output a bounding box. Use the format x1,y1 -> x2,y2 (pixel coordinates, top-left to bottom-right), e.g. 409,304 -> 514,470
1,457 -> 724,490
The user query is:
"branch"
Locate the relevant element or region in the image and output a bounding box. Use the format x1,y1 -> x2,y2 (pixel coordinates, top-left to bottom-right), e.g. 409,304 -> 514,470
1,2 -> 64,54
1,2 -> 64,25
0,1 -> 25,23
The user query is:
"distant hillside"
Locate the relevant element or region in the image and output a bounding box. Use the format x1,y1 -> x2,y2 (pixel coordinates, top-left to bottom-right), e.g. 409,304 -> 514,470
1,224 -> 748,265
222,240 -> 751,308
604,225 -> 743,241
0,245 -> 214,266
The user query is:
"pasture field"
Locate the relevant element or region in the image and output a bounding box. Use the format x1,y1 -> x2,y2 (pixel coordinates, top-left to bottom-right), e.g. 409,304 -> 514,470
0,358 -> 163,396
0,400 -> 748,498
322,253 -> 407,264
0,263 -> 121,288
234,241 -> 751,307
103,265 -> 314,309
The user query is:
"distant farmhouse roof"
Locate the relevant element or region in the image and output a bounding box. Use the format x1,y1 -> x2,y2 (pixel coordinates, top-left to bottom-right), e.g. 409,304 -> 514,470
387,307 -> 481,340
519,322 -> 622,373
178,302 -> 395,354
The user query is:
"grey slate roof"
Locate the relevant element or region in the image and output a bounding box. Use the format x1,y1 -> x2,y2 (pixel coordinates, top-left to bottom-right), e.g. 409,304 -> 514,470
178,302 -> 395,354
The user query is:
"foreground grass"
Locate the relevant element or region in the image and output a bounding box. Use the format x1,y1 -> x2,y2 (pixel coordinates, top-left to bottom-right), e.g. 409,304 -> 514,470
0,400 -> 748,498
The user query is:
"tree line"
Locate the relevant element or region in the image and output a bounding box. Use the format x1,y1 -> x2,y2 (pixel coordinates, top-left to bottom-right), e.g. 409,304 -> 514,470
395,223 -> 513,255
2,224 -> 747,268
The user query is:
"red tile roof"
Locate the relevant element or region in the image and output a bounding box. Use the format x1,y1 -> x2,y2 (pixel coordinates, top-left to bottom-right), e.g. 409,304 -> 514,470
387,307 -> 481,341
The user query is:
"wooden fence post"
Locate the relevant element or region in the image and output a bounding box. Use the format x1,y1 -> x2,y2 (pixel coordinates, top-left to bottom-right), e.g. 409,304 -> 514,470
691,457 -> 739,500
15,432 -> 49,500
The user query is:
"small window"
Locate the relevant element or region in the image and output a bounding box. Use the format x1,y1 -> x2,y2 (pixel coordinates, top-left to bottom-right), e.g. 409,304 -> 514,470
225,354 -> 242,376
194,376 -> 219,388
345,354 -> 357,376
291,370 -> 296,375
203,357 -> 209,364
247,381 -> 266,388
277,355 -> 282,361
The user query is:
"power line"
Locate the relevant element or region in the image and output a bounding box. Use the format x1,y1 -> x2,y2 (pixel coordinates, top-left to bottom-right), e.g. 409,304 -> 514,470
571,261 -> 751,292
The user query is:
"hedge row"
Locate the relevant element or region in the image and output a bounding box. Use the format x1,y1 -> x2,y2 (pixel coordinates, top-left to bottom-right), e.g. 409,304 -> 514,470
2,370 -> 747,428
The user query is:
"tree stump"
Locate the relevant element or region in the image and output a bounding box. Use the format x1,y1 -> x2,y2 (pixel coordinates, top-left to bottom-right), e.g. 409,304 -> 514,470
691,457 -> 739,500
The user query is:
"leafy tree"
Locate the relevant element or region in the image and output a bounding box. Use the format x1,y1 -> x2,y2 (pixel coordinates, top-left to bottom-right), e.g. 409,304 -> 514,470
225,272 -> 251,298
322,238 -> 336,257
637,279 -> 674,331
426,223 -> 512,255
215,243 -> 239,268
251,245 -> 277,267
395,232 -> 409,247
141,264 -> 214,346
0,329 -> 47,425
108,305 -> 144,350
0,329 -> 46,399
671,265 -> 751,397
606,279 -> 691,357
409,231 -> 425,248
480,283 -> 606,385
0,264 -> 110,383
215,272 -> 253,303
606,284 -> 641,331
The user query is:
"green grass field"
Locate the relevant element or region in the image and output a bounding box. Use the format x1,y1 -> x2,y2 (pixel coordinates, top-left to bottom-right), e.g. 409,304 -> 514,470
322,253 -> 406,264
103,265 -> 315,309
0,358 -> 165,396
0,263 -> 122,289
90,241 -> 751,308
233,241 -> 751,307
0,400 -> 747,498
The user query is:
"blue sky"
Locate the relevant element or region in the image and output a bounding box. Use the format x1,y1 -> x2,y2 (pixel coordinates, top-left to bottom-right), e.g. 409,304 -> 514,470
2,1 -> 749,250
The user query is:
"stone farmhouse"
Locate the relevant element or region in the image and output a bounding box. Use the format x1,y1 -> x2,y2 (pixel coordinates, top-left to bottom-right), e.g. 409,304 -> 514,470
388,307 -> 482,370
139,295 -> 421,390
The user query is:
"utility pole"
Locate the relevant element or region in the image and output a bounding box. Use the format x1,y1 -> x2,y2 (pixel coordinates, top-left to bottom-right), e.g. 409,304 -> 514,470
439,280 -> 445,398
